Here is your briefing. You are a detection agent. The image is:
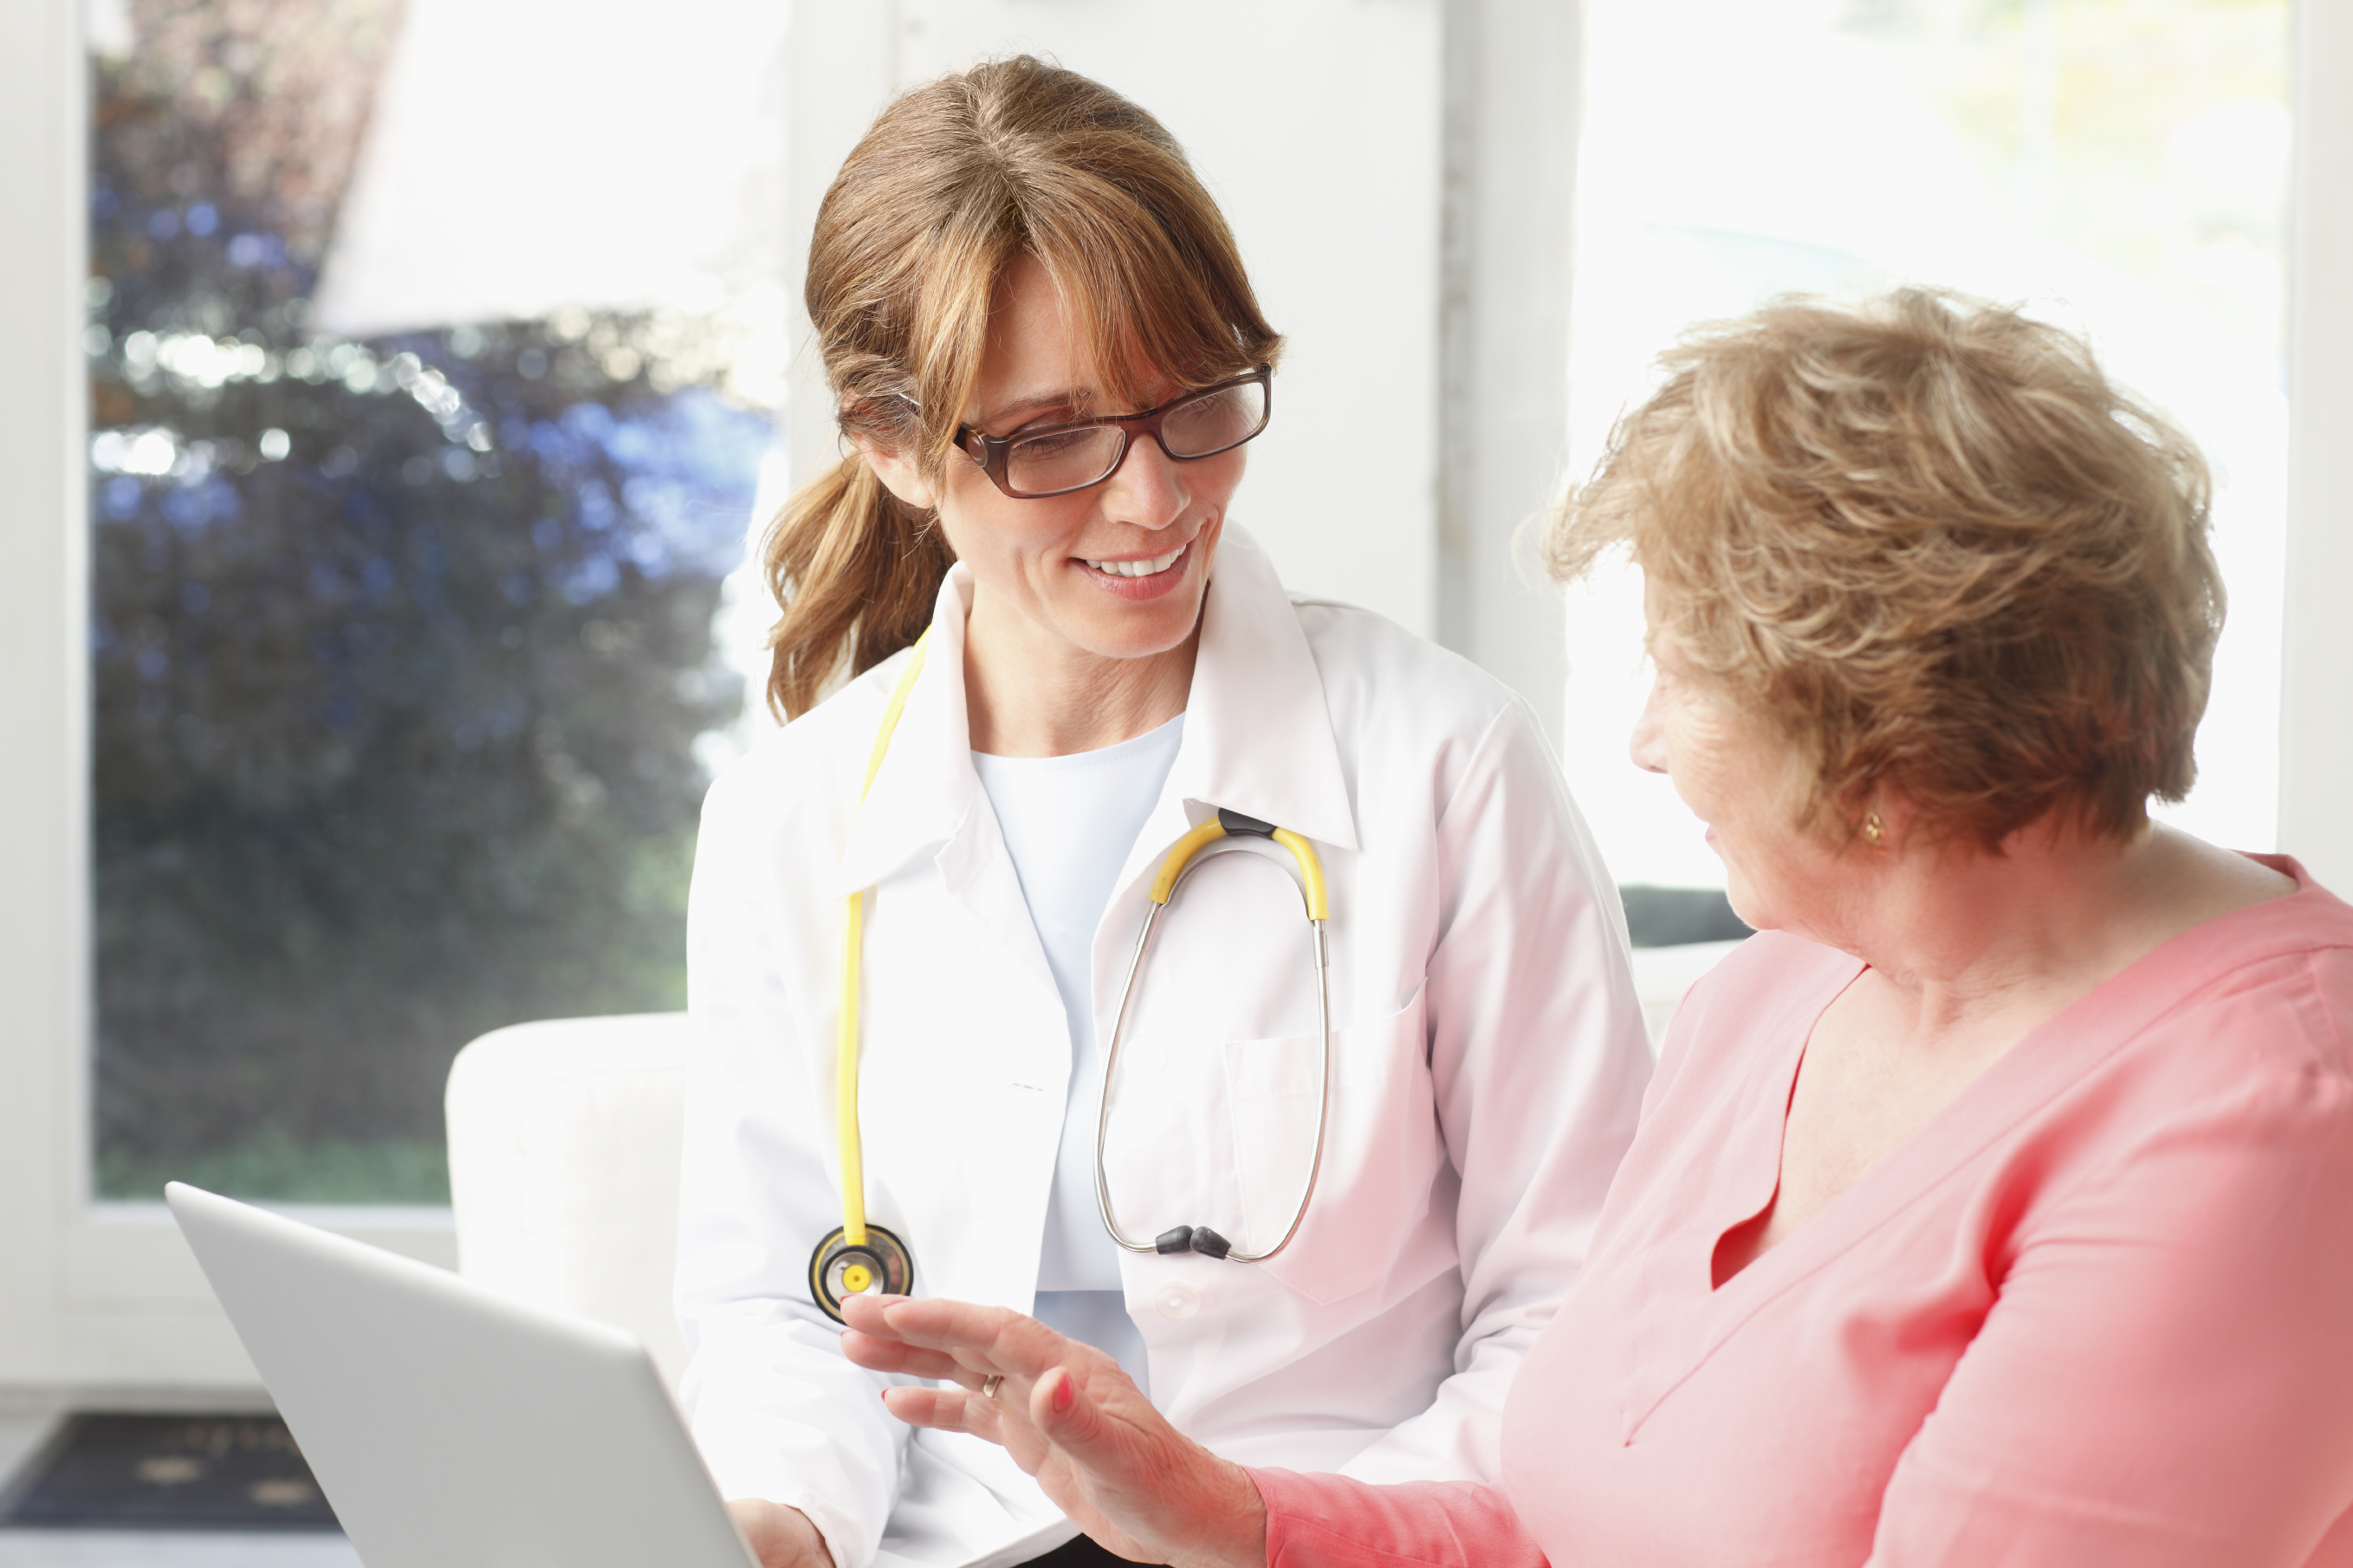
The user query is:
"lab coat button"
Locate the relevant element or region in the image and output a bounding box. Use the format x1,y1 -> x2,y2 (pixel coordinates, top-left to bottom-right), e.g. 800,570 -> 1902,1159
1153,1282 -> 1201,1321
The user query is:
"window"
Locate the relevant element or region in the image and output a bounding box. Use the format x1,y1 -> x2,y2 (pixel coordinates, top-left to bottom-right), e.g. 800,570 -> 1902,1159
1563,0 -> 2291,891
84,1 -> 788,1202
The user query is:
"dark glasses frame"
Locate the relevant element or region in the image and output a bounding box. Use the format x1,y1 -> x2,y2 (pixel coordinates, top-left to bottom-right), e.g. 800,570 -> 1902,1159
904,366 -> 1274,500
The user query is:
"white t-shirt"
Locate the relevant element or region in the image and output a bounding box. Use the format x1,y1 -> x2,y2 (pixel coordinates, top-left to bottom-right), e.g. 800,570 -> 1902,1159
970,712 -> 1184,1390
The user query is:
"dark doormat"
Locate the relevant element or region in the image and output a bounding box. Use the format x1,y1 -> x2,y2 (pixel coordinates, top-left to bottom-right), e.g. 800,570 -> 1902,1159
0,1413 -> 342,1531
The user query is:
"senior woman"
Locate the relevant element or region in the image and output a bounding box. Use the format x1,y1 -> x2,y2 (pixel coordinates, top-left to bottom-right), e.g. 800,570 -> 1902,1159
842,289 -> 2353,1565
677,56 -> 1652,1568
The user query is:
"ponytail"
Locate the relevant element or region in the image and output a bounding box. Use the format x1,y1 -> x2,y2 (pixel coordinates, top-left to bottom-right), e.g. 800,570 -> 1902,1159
761,55 -> 1281,721
760,453 -> 954,722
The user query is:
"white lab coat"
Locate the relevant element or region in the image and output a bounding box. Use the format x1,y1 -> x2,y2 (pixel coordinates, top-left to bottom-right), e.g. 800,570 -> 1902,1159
676,528 -> 1651,1568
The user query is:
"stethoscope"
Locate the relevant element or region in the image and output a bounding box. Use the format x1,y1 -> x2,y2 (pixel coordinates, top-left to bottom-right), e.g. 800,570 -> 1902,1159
808,631 -> 1334,1322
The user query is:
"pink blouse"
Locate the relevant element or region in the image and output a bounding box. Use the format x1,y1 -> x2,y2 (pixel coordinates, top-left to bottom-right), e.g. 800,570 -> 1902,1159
1254,857 -> 2353,1566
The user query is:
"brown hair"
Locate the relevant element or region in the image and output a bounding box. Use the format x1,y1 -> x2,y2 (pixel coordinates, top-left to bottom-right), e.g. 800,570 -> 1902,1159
1547,288 -> 2223,851
762,56 -> 1283,719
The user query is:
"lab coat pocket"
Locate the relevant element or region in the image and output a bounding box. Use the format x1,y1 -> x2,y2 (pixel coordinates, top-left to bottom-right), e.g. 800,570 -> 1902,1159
1222,983 -> 1436,1306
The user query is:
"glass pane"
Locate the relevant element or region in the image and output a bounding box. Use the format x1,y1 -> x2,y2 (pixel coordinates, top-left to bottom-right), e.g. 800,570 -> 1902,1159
1565,0 -> 2290,892
88,2 -> 786,1202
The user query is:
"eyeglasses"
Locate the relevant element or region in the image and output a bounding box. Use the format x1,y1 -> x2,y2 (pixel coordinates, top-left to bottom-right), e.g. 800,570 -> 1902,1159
924,366 -> 1273,500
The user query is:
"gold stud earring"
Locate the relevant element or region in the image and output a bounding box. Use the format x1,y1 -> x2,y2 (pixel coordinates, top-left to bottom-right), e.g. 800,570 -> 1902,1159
1863,812 -> 1886,847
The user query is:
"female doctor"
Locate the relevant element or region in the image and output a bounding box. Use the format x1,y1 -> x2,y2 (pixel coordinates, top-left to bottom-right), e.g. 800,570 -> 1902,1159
675,56 -> 1652,1568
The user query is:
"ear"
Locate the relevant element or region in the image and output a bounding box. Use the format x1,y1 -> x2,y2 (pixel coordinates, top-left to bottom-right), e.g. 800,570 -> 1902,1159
851,431 -> 939,512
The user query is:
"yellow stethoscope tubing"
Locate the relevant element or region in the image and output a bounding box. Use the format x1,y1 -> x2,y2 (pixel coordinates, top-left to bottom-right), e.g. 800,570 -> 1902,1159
836,630 -> 931,1250
1095,817 -> 1332,1262
1149,817 -> 1330,922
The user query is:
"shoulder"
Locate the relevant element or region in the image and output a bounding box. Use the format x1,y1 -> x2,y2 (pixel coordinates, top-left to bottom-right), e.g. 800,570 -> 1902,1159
2120,869 -> 2353,1095
1987,882 -> 2353,1271
1656,932 -> 1855,1083
1288,597 -> 1561,845
1699,928 -> 1858,995
1289,593 -> 1521,734
699,647 -> 917,839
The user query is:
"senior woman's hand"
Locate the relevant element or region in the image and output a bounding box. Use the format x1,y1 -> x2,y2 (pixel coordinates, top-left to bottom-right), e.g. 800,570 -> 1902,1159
839,1295 -> 1265,1568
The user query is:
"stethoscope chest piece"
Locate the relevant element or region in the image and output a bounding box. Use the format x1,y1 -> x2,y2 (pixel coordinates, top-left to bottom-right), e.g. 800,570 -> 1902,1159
808,1224 -> 915,1324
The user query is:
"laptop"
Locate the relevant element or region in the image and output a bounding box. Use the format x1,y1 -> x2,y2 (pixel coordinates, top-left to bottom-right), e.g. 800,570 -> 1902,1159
165,1181 -> 758,1568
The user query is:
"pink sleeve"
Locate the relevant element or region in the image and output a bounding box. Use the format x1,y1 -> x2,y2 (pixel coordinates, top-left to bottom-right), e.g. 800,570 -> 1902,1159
1869,956 -> 2353,1565
1248,1468 -> 1548,1568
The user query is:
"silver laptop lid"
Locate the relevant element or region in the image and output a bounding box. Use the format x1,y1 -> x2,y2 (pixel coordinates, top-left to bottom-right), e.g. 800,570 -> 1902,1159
166,1182 -> 756,1568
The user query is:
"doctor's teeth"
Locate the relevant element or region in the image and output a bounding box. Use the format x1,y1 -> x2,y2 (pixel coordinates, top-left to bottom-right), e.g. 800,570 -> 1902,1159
1088,547 -> 1184,578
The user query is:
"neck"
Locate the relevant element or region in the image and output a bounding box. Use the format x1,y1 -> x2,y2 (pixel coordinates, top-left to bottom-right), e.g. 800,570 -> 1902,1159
962,586 -> 1198,757
1804,820 -> 2291,1047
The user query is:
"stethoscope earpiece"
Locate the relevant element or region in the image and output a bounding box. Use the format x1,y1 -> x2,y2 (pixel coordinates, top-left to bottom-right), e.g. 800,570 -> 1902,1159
1153,1225 -> 1234,1259
808,1223 -> 916,1324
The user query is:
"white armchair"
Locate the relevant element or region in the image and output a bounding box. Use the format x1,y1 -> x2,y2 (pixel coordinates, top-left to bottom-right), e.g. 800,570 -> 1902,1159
443,1013 -> 696,1388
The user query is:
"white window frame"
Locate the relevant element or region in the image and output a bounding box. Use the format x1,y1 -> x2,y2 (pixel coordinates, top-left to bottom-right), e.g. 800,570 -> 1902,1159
1,0 -> 454,1396
2282,0 -> 2353,894
3,0 -> 2346,1392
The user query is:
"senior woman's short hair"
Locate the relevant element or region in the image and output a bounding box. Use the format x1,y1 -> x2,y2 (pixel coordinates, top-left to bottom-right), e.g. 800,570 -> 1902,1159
1549,288 -> 2224,852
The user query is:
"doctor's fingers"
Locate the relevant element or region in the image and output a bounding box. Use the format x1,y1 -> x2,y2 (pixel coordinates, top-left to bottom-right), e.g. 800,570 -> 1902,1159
838,1295 -> 1027,1385
867,1296 -> 1078,1380
839,1328 -> 967,1385
878,1384 -> 1008,1445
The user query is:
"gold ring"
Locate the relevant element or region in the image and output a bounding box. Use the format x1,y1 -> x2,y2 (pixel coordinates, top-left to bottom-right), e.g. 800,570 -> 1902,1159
980,1374 -> 1003,1399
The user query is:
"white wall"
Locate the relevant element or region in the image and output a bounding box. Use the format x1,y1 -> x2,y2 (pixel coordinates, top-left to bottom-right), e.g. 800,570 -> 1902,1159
2282,0 -> 2353,891
1437,0 -> 1581,749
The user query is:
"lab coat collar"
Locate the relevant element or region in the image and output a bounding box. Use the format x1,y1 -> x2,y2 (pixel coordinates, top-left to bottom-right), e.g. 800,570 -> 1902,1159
833,523 -> 1358,899
832,570 -> 982,897
1171,527 -> 1358,852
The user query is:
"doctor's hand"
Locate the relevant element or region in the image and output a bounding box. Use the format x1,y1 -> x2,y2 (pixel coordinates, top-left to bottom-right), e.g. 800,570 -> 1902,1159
839,1295 -> 1264,1568
724,1499 -> 835,1568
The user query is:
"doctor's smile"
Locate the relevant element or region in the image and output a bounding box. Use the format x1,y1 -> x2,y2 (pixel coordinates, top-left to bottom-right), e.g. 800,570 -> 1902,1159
1075,541 -> 1194,599
1080,544 -> 1186,579
1071,542 -> 1199,603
